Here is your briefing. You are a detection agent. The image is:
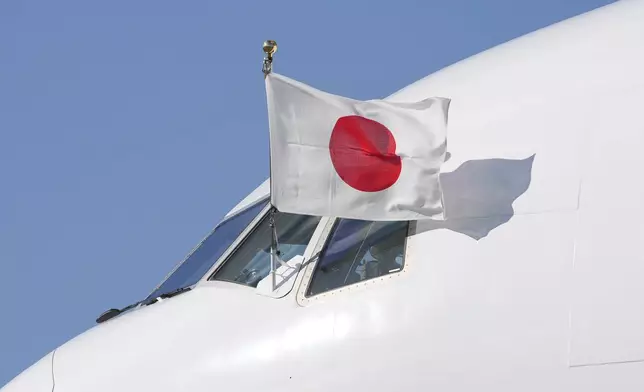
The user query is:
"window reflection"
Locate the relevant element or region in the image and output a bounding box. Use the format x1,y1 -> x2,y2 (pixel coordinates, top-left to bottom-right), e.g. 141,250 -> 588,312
210,211 -> 321,288
146,200 -> 268,300
307,219 -> 408,296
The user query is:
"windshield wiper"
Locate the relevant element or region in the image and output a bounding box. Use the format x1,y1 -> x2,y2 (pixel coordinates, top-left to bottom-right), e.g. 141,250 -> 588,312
95,287 -> 193,324
95,300 -> 143,324
144,286 -> 193,304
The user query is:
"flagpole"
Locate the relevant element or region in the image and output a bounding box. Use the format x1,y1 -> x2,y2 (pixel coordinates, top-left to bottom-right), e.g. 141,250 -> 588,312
263,40 -> 278,291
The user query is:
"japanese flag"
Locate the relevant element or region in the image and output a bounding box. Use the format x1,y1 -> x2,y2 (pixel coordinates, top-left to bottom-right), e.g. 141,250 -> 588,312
265,73 -> 451,221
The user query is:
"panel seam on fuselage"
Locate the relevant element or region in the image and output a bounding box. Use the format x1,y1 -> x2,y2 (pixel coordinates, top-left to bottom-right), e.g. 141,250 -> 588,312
570,358 -> 644,369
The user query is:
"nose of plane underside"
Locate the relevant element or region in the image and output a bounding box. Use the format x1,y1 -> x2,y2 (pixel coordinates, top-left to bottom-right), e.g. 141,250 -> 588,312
2,283 -> 304,392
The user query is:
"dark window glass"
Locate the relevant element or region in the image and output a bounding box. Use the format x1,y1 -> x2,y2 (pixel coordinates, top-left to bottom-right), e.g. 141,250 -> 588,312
146,200 -> 268,300
307,219 -> 408,296
210,211 -> 321,288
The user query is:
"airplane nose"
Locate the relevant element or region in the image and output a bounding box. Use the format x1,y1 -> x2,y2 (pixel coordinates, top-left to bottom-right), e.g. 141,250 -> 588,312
0,351 -> 54,392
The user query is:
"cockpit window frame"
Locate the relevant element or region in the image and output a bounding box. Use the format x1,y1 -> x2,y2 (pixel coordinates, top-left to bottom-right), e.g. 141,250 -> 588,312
194,197 -> 275,287
294,217 -> 411,306
199,205 -> 330,293
145,196 -> 273,299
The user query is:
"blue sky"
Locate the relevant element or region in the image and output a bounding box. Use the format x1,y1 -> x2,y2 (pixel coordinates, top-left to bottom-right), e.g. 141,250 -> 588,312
0,0 -> 615,385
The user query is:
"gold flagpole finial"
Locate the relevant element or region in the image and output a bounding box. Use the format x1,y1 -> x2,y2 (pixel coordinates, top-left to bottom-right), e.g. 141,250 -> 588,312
262,40 -> 278,77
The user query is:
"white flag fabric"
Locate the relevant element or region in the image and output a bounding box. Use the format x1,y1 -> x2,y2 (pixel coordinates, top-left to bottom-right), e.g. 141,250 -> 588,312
265,73 -> 451,221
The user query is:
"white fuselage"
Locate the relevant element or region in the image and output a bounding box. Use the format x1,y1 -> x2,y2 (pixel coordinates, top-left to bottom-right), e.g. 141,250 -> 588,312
4,1 -> 644,391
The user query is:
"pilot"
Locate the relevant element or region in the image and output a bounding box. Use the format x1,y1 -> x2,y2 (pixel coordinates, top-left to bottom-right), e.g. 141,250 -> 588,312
363,234 -> 405,279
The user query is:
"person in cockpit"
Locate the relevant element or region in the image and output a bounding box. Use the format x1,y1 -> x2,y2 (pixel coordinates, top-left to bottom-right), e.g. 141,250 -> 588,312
355,236 -> 404,280
311,219 -> 407,294
360,234 -> 405,280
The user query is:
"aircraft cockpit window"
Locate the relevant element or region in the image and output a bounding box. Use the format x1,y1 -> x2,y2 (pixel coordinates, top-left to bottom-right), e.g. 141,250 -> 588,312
209,211 -> 321,288
145,199 -> 269,301
306,219 -> 408,296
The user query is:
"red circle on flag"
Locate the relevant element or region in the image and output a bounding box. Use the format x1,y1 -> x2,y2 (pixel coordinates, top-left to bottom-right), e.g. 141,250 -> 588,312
329,115 -> 402,192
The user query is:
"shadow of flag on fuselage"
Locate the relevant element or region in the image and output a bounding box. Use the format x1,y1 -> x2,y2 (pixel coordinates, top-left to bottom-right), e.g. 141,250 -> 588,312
416,154 -> 536,240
